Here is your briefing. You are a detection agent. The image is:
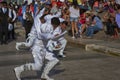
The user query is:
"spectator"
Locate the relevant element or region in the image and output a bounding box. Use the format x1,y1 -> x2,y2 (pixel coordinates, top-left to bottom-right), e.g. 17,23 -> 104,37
14,1 -> 19,13
115,5 -> 120,38
93,0 -> 99,12
69,1 -> 80,38
104,8 -> 118,38
17,5 -> 22,22
116,5 -> 120,29
0,1 -> 9,44
8,3 -> 17,40
23,5 -> 34,38
61,6 -> 70,24
78,9 -> 86,37
86,11 -> 103,38
51,0 -> 57,7
21,1 -> 28,27
50,3 -> 58,15
0,2 -> 2,44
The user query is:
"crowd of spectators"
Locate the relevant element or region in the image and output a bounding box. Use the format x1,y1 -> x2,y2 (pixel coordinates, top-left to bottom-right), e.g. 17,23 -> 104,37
0,0 -> 120,45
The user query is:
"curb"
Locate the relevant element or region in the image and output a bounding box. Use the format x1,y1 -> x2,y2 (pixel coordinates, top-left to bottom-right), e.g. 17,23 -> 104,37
66,37 -> 120,57
85,44 -> 120,57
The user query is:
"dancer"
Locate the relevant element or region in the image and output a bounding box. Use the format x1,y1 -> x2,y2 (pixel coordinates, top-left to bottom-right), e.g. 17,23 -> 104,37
47,21 -> 68,58
14,16 -> 60,80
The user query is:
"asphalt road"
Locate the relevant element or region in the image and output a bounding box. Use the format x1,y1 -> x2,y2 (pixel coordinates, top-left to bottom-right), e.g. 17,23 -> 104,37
0,39 -> 120,80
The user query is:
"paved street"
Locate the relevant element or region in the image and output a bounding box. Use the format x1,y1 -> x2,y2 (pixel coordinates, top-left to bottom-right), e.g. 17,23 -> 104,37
0,36 -> 120,80
0,22 -> 120,80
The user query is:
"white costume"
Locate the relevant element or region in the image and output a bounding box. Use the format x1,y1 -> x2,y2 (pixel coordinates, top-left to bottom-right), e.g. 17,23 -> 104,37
14,9 -> 59,80
46,26 -> 67,57
43,13 -> 67,57
44,12 -> 62,24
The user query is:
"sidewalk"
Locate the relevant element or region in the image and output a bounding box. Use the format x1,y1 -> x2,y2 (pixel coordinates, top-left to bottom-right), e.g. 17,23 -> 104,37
65,34 -> 120,57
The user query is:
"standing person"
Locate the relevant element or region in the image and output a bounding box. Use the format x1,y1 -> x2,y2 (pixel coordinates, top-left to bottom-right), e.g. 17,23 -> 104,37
8,3 -> 17,40
21,1 -> 28,27
0,1 -> 9,44
14,1 -> 19,13
61,3 -> 70,23
69,1 -> 80,38
0,2 -> 2,45
23,5 -> 34,38
14,16 -> 59,80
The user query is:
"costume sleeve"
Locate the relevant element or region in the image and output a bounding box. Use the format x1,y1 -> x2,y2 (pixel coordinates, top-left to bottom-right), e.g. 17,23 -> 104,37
41,33 -> 54,40
25,23 -> 37,47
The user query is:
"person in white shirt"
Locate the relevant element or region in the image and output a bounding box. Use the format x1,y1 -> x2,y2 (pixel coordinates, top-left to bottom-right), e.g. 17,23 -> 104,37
8,3 -> 17,40
14,15 -> 60,80
69,3 -> 80,39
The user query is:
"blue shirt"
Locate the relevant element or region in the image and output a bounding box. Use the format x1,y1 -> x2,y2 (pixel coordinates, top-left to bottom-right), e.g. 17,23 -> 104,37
94,16 -> 103,29
22,5 -> 27,14
116,13 -> 120,28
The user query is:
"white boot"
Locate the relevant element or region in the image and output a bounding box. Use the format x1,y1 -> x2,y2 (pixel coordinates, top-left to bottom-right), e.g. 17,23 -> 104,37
41,75 -> 54,80
16,42 -> 25,50
41,59 -> 59,80
16,42 -> 22,50
14,66 -> 23,80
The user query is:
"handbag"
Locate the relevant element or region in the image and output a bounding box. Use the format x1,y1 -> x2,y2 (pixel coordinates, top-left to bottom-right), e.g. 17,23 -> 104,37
8,23 -> 13,31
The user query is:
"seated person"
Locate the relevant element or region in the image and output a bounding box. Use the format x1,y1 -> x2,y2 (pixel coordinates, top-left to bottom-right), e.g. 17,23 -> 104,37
86,12 -> 103,38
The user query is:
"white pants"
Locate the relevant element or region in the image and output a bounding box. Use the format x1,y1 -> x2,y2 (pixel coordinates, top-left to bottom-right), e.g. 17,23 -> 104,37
47,38 -> 67,54
15,39 -> 59,80
58,38 -> 67,55
21,39 -> 58,71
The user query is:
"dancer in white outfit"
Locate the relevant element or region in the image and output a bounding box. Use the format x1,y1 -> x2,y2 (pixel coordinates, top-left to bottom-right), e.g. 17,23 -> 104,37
14,15 -> 60,80
43,11 -> 67,58
47,21 -> 68,58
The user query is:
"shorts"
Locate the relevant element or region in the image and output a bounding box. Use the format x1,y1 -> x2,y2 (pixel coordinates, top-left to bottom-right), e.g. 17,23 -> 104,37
70,17 -> 78,22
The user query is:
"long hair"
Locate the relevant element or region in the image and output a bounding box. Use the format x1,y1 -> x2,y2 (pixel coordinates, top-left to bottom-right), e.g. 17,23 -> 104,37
72,0 -> 79,9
